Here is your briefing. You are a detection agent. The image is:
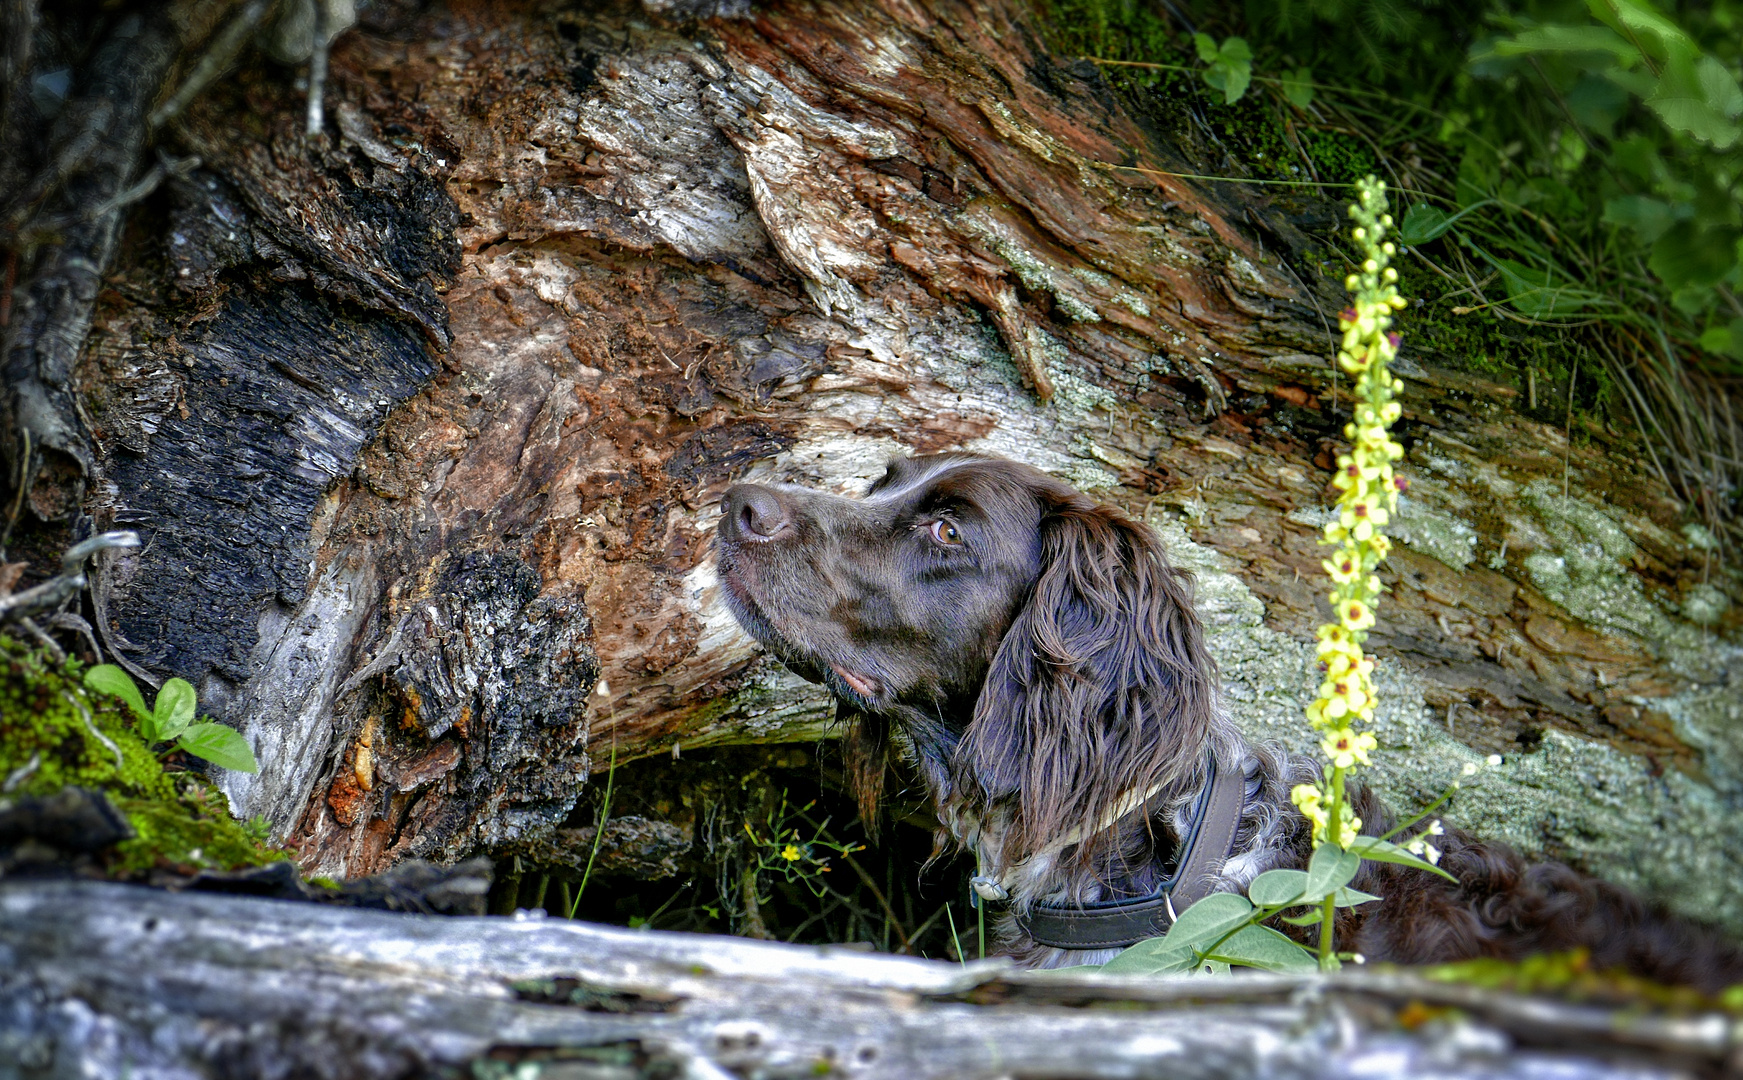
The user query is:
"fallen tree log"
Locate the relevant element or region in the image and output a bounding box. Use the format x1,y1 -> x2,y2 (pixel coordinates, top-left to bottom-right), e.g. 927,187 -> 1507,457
0,0 -> 1735,933
2,878 -> 1735,1080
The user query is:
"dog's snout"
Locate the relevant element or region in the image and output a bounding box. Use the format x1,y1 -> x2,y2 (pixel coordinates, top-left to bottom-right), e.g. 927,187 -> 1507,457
722,484 -> 792,542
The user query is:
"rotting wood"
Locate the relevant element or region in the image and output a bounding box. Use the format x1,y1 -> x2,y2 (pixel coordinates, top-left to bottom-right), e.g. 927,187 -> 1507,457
0,0 -> 1731,916
1,879 -> 1731,1080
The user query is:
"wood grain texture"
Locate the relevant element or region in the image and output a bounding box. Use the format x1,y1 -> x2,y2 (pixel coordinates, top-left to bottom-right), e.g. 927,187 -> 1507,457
0,879 -> 1720,1080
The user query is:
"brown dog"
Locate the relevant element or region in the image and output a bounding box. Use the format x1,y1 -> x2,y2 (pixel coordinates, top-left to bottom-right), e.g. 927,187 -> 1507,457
717,452 -> 1743,987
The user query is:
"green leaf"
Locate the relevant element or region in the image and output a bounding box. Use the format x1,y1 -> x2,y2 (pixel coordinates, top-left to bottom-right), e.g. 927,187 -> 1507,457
1101,892 -> 1255,975
1650,222 -> 1743,290
1589,0 -> 1692,56
1194,35 -> 1252,104
1280,909 -> 1324,926
1399,204 -> 1451,246
1700,319 -> 1743,361
1489,25 -> 1638,64
1305,843 -> 1361,900
84,664 -> 151,729
1602,65 -> 1659,100
154,678 -> 198,742
1350,835 -> 1457,881
1247,869 -> 1309,907
176,722 -> 260,773
1697,54 -> 1743,120
1647,51 -> 1742,147
1603,195 -> 1678,243
1203,925 -> 1319,973
1281,68 -> 1313,110
1490,257 -> 1595,317
1334,886 -> 1383,908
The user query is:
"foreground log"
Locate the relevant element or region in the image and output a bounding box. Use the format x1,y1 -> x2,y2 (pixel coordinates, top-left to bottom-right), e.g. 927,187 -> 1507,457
2,879 -> 1736,1079
0,0 -> 1736,932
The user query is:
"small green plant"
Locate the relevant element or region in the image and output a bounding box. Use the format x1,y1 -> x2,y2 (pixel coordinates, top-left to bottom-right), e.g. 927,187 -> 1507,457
741,792 -> 865,900
1194,33 -> 1252,103
83,664 -> 258,773
1104,179 -> 1462,978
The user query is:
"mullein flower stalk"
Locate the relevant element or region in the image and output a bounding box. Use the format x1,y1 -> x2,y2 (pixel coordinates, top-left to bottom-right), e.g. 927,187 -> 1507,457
1291,176 -> 1409,970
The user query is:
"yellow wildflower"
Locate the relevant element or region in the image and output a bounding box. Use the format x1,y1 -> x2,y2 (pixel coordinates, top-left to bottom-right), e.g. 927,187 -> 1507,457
1335,596 -> 1376,631
1321,727 -> 1377,769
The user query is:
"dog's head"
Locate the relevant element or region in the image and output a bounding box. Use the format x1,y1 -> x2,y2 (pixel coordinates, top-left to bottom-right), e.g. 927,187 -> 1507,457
716,452 -> 1219,864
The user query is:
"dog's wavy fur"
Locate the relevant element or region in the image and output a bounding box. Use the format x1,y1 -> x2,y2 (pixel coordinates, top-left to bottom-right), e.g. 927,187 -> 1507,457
716,452 -> 1743,988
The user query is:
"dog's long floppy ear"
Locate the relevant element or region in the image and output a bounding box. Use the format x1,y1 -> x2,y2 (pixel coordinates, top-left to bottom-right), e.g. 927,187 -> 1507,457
957,494 -> 1219,868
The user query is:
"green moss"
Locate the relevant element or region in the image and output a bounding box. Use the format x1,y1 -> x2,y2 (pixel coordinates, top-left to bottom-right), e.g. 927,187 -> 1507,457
1416,949 -> 1742,1012
0,635 -> 287,875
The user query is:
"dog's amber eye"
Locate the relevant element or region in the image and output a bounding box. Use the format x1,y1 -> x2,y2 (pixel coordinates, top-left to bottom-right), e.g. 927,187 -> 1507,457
929,519 -> 963,546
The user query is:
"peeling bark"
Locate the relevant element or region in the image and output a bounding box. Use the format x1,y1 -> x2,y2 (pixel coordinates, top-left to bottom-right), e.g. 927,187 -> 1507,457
6,0 -> 1733,913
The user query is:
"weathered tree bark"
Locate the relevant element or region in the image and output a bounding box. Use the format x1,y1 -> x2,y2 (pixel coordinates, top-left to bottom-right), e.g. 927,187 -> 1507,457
3,0 -> 1737,930
2,879 -> 1732,1079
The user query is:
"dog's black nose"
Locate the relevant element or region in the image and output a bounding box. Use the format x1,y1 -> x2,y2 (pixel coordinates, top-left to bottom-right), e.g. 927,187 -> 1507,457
722,484 -> 792,542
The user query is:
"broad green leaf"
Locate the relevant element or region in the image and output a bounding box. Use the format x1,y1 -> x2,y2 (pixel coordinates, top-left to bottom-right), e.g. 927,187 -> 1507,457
1350,835 -> 1457,881
1698,54 -> 1743,119
1335,886 -> 1383,908
1489,25 -> 1638,64
154,678 -> 198,742
1193,32 -> 1219,64
1602,65 -> 1659,100
1588,0 -> 1692,56
1399,204 -> 1451,246
1281,68 -> 1313,110
1491,257 -> 1595,317
1247,869 -> 1309,907
1305,844 -> 1360,900
1647,51 -> 1742,147
1603,195 -> 1677,243
1101,892 -> 1255,975
84,664 -> 150,728
1650,223 -> 1743,290
1099,938 -> 1201,976
1700,319 -> 1743,361
1204,925 -> 1319,973
177,722 -> 260,773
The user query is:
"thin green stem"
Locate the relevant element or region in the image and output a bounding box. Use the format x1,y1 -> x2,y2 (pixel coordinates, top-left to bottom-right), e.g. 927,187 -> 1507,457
1376,784 -> 1458,843
569,722 -> 618,919
1317,894 -> 1338,969
946,903 -> 966,967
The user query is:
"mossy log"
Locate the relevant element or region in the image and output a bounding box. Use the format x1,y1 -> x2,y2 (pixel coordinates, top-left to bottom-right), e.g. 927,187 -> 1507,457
2,878 -> 1736,1079
1,0 -> 1736,928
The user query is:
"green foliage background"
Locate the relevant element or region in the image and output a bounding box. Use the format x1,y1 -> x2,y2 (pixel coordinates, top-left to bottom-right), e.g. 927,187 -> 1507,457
1046,0 -> 1742,541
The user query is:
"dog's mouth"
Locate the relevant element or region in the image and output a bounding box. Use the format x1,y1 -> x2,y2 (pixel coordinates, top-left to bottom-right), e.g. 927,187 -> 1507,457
828,663 -> 880,698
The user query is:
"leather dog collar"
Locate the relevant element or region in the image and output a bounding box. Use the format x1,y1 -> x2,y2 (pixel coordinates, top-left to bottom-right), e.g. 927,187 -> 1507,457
1014,756 -> 1246,951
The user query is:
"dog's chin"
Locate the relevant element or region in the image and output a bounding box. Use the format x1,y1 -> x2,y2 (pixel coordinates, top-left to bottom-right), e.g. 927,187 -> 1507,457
717,572 -> 893,710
